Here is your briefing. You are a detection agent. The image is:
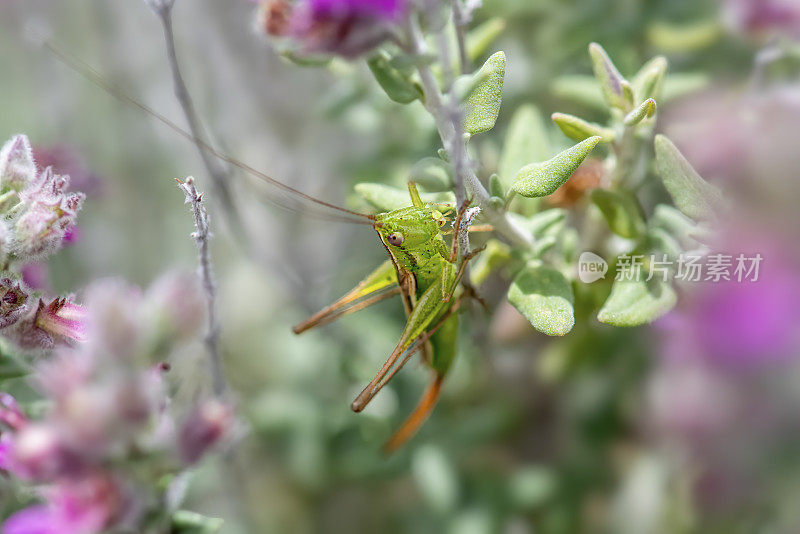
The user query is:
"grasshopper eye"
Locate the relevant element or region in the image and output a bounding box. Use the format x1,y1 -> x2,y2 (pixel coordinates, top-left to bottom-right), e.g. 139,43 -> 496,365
386,233 -> 403,246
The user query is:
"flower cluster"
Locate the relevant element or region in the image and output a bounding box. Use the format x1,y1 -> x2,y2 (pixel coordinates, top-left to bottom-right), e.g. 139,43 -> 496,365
0,135 -> 87,350
0,274 -> 233,534
257,0 -> 408,58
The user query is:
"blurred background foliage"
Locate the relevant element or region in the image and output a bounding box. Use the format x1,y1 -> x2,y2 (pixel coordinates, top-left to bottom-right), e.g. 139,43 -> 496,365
2,0 -> 799,532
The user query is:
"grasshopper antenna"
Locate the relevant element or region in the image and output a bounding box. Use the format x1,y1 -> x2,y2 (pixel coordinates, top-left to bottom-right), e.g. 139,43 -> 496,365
38,37 -> 376,224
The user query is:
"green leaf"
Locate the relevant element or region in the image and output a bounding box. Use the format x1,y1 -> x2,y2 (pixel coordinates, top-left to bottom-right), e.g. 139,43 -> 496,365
498,105 -> 551,190
654,135 -> 722,220
367,51 -> 422,104
647,227 -> 683,261
588,42 -> 629,111
0,340 -> 30,381
355,183 -> 454,212
651,204 -> 698,246
171,511 -> 223,533
463,51 -> 505,134
597,278 -> 676,327
647,20 -> 723,53
0,357 -> 28,381
551,112 -> 615,143
412,446 -> 459,514
466,18 -> 507,62
623,98 -> 657,126
508,265 -> 575,336
508,209 -> 567,239
662,73 -> 709,102
552,75 -> 606,112
590,189 -> 646,239
471,239 -> 512,286
409,157 -> 452,192
632,56 -> 668,102
511,136 -> 601,198
280,51 -> 332,68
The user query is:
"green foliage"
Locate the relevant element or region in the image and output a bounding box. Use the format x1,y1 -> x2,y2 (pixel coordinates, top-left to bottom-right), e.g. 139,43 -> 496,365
409,157 -> 453,192
598,278 -> 677,327
355,182 -> 454,212
171,511 -> 223,533
590,189 -> 646,239
623,98 -> 656,126
508,265 -> 575,336
511,136 -> 601,198
654,134 -> 722,220
551,112 -> 615,143
367,51 -> 422,104
498,105 -> 551,190
588,42 -> 630,111
463,52 -> 506,134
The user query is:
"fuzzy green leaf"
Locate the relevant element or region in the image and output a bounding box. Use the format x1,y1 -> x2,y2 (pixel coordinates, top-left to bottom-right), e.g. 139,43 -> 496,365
590,189 -> 646,239
598,278 -> 676,327
654,135 -> 722,220
662,73 -> 709,102
463,52 -> 505,134
367,51 -> 422,104
508,265 -> 575,336
471,239 -> 512,287
588,43 -> 629,111
511,136 -> 601,198
551,112 -> 615,143
409,158 -> 452,192
508,209 -> 567,239
171,511 -> 223,533
466,18 -> 507,61
632,56 -> 668,101
623,98 -> 657,126
355,183 -> 454,212
552,75 -> 606,112
651,204 -> 698,247
498,105 -> 551,189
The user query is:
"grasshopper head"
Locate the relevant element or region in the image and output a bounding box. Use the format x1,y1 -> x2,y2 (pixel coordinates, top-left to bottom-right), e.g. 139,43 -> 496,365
374,206 -> 444,250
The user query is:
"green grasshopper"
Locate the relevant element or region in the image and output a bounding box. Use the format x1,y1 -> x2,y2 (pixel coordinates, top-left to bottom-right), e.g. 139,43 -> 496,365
293,182 -> 482,451
47,42 -> 484,451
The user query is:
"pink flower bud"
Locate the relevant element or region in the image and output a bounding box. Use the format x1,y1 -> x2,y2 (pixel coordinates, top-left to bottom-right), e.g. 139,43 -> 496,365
0,135 -> 37,192
262,0 -> 408,58
146,271 -> 206,343
0,278 -> 29,329
177,400 -> 234,464
84,279 -> 143,361
0,393 -> 27,431
14,166 -> 85,260
34,297 -> 88,343
8,423 -> 67,481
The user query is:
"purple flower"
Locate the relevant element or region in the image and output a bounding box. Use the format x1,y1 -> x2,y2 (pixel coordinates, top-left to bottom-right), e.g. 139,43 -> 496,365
5,423 -> 67,482
32,144 -> 104,199
657,228 -> 800,370
14,167 -> 85,260
724,0 -> 800,38
259,0 -> 408,57
34,297 -> 88,344
146,271 -> 206,343
0,278 -> 29,329
3,474 -> 127,534
0,135 -> 37,192
0,393 -> 27,431
178,399 -> 234,464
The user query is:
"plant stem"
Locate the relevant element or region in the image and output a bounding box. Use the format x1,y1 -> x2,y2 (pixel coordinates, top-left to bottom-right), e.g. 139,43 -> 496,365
406,16 -> 533,250
177,176 -> 227,397
154,5 -> 247,248
450,0 -> 470,74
